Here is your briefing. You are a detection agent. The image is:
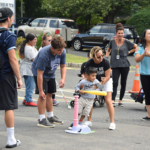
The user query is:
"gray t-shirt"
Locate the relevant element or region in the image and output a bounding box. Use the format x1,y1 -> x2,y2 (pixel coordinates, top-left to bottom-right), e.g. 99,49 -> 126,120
108,39 -> 134,68
20,46 -> 38,77
75,79 -> 103,99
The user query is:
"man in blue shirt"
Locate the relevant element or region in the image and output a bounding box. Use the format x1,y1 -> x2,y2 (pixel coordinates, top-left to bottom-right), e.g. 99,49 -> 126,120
0,7 -> 22,148
32,36 -> 66,127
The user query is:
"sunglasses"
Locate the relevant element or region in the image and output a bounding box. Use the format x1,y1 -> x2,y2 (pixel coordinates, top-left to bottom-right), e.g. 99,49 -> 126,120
97,55 -> 103,59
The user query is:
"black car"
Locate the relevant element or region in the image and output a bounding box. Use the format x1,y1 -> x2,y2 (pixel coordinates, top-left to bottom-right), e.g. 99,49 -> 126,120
10,18 -> 35,35
72,23 -> 140,52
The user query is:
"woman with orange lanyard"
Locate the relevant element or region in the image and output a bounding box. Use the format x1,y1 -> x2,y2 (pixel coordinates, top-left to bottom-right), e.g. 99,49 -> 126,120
106,23 -> 137,107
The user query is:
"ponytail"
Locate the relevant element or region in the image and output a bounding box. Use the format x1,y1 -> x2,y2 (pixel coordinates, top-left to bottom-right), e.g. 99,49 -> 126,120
19,40 -> 27,59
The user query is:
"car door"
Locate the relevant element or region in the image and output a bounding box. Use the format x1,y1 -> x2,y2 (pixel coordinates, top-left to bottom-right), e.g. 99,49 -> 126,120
25,19 -> 40,36
82,25 -> 102,47
36,19 -> 48,36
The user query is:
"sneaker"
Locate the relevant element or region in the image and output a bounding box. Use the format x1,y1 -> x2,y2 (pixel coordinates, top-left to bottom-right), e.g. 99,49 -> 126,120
53,100 -> 59,106
83,121 -> 92,127
37,118 -> 55,128
68,123 -> 73,130
118,103 -> 124,107
47,116 -> 63,124
25,101 -> 37,107
109,123 -> 116,130
141,116 -> 150,121
22,100 -> 26,105
6,140 -> 21,148
112,103 -> 116,107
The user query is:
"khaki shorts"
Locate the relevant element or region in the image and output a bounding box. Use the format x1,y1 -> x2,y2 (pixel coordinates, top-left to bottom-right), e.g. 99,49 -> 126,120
78,97 -> 93,117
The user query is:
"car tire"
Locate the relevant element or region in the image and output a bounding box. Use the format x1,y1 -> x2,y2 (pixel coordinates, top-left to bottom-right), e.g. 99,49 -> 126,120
104,42 -> 109,53
18,31 -> 25,38
73,38 -> 82,51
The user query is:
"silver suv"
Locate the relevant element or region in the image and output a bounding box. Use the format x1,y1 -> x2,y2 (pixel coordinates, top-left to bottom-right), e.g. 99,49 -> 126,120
17,17 -> 79,47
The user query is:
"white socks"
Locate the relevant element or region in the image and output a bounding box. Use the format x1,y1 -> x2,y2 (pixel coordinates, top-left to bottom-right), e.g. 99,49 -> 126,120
39,114 -> 45,121
39,112 -> 54,121
47,111 -> 54,118
7,127 -> 16,145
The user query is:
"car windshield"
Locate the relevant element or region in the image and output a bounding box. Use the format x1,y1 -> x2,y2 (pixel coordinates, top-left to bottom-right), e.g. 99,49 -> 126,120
16,18 -> 29,25
124,28 -> 133,35
59,21 -> 78,29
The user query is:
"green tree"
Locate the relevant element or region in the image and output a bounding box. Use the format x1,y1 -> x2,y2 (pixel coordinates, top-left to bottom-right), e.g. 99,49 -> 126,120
126,8 -> 150,37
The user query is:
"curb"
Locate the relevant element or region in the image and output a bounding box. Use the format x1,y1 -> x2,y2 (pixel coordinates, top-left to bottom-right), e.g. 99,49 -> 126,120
18,60 -> 136,71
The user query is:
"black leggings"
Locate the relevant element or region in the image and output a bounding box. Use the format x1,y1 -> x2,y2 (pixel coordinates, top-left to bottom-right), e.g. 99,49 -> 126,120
112,67 -> 129,101
140,74 -> 150,105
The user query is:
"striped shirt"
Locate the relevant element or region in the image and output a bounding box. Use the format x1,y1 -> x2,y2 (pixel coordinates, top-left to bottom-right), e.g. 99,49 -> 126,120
135,46 -> 150,75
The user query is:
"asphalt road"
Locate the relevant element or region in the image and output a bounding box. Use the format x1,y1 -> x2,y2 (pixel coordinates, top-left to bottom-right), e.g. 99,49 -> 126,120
0,66 -> 149,150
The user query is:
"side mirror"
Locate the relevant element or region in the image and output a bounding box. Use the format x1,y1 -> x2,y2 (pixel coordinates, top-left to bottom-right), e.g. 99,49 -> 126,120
86,31 -> 90,34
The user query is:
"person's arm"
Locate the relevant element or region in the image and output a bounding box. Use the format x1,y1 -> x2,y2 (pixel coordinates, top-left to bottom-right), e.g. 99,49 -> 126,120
8,49 -> 22,89
37,69 -> 45,100
128,44 -> 137,54
104,68 -> 111,84
106,48 -> 111,57
75,80 -> 85,95
59,64 -> 66,88
134,47 -> 148,62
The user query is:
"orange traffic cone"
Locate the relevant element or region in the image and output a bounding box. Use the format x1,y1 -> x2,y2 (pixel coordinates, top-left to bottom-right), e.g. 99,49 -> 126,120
129,64 -> 140,93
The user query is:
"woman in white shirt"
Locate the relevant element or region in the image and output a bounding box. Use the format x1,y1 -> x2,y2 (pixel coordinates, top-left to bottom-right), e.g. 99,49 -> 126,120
19,33 -> 38,106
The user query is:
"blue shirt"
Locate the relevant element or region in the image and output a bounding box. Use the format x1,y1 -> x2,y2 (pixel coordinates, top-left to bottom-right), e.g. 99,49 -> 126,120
134,46 -> 150,75
0,27 -> 17,80
32,45 -> 66,79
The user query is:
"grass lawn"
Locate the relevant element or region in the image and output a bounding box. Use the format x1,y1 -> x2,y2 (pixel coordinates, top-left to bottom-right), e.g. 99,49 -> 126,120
15,50 -> 88,64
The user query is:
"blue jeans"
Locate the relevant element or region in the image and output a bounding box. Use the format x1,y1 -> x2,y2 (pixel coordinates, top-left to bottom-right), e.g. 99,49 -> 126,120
24,76 -> 35,102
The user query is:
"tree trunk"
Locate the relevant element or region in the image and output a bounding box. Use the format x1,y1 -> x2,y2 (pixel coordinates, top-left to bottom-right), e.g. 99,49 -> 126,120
71,13 -> 77,22
108,12 -> 115,23
103,15 -> 109,23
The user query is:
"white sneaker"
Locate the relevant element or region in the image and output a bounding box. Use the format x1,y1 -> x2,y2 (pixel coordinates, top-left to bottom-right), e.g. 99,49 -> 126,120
109,123 -> 116,130
83,121 -> 92,127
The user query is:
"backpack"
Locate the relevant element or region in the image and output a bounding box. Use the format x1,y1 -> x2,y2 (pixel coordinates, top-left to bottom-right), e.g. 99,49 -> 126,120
0,28 -> 8,69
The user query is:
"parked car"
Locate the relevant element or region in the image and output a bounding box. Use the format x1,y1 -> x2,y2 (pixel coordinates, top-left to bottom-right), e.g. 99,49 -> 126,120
10,18 -> 35,35
72,23 -> 140,52
17,17 -> 79,47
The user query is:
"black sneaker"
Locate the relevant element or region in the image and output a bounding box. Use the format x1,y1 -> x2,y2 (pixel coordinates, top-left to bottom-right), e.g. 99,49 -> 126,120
6,140 -> 21,148
118,103 -> 124,107
47,116 -> 63,125
141,116 -> 150,121
112,103 -> 116,107
68,123 -> 73,130
37,118 -> 55,128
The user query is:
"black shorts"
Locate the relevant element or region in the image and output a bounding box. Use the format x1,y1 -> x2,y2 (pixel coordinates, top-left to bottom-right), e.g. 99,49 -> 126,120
0,72 -> 18,110
34,76 -> 56,95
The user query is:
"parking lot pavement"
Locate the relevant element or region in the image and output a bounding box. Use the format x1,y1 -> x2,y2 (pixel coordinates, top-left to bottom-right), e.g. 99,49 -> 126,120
0,101 -> 149,150
1,69 -> 149,150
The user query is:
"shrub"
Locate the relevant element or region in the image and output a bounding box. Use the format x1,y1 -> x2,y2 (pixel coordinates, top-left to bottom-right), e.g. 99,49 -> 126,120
36,33 -> 43,49
16,37 -> 25,49
126,8 -> 150,37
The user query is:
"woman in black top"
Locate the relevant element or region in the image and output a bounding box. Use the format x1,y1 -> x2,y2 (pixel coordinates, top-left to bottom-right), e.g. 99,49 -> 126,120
81,46 -> 115,130
106,23 -> 137,107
